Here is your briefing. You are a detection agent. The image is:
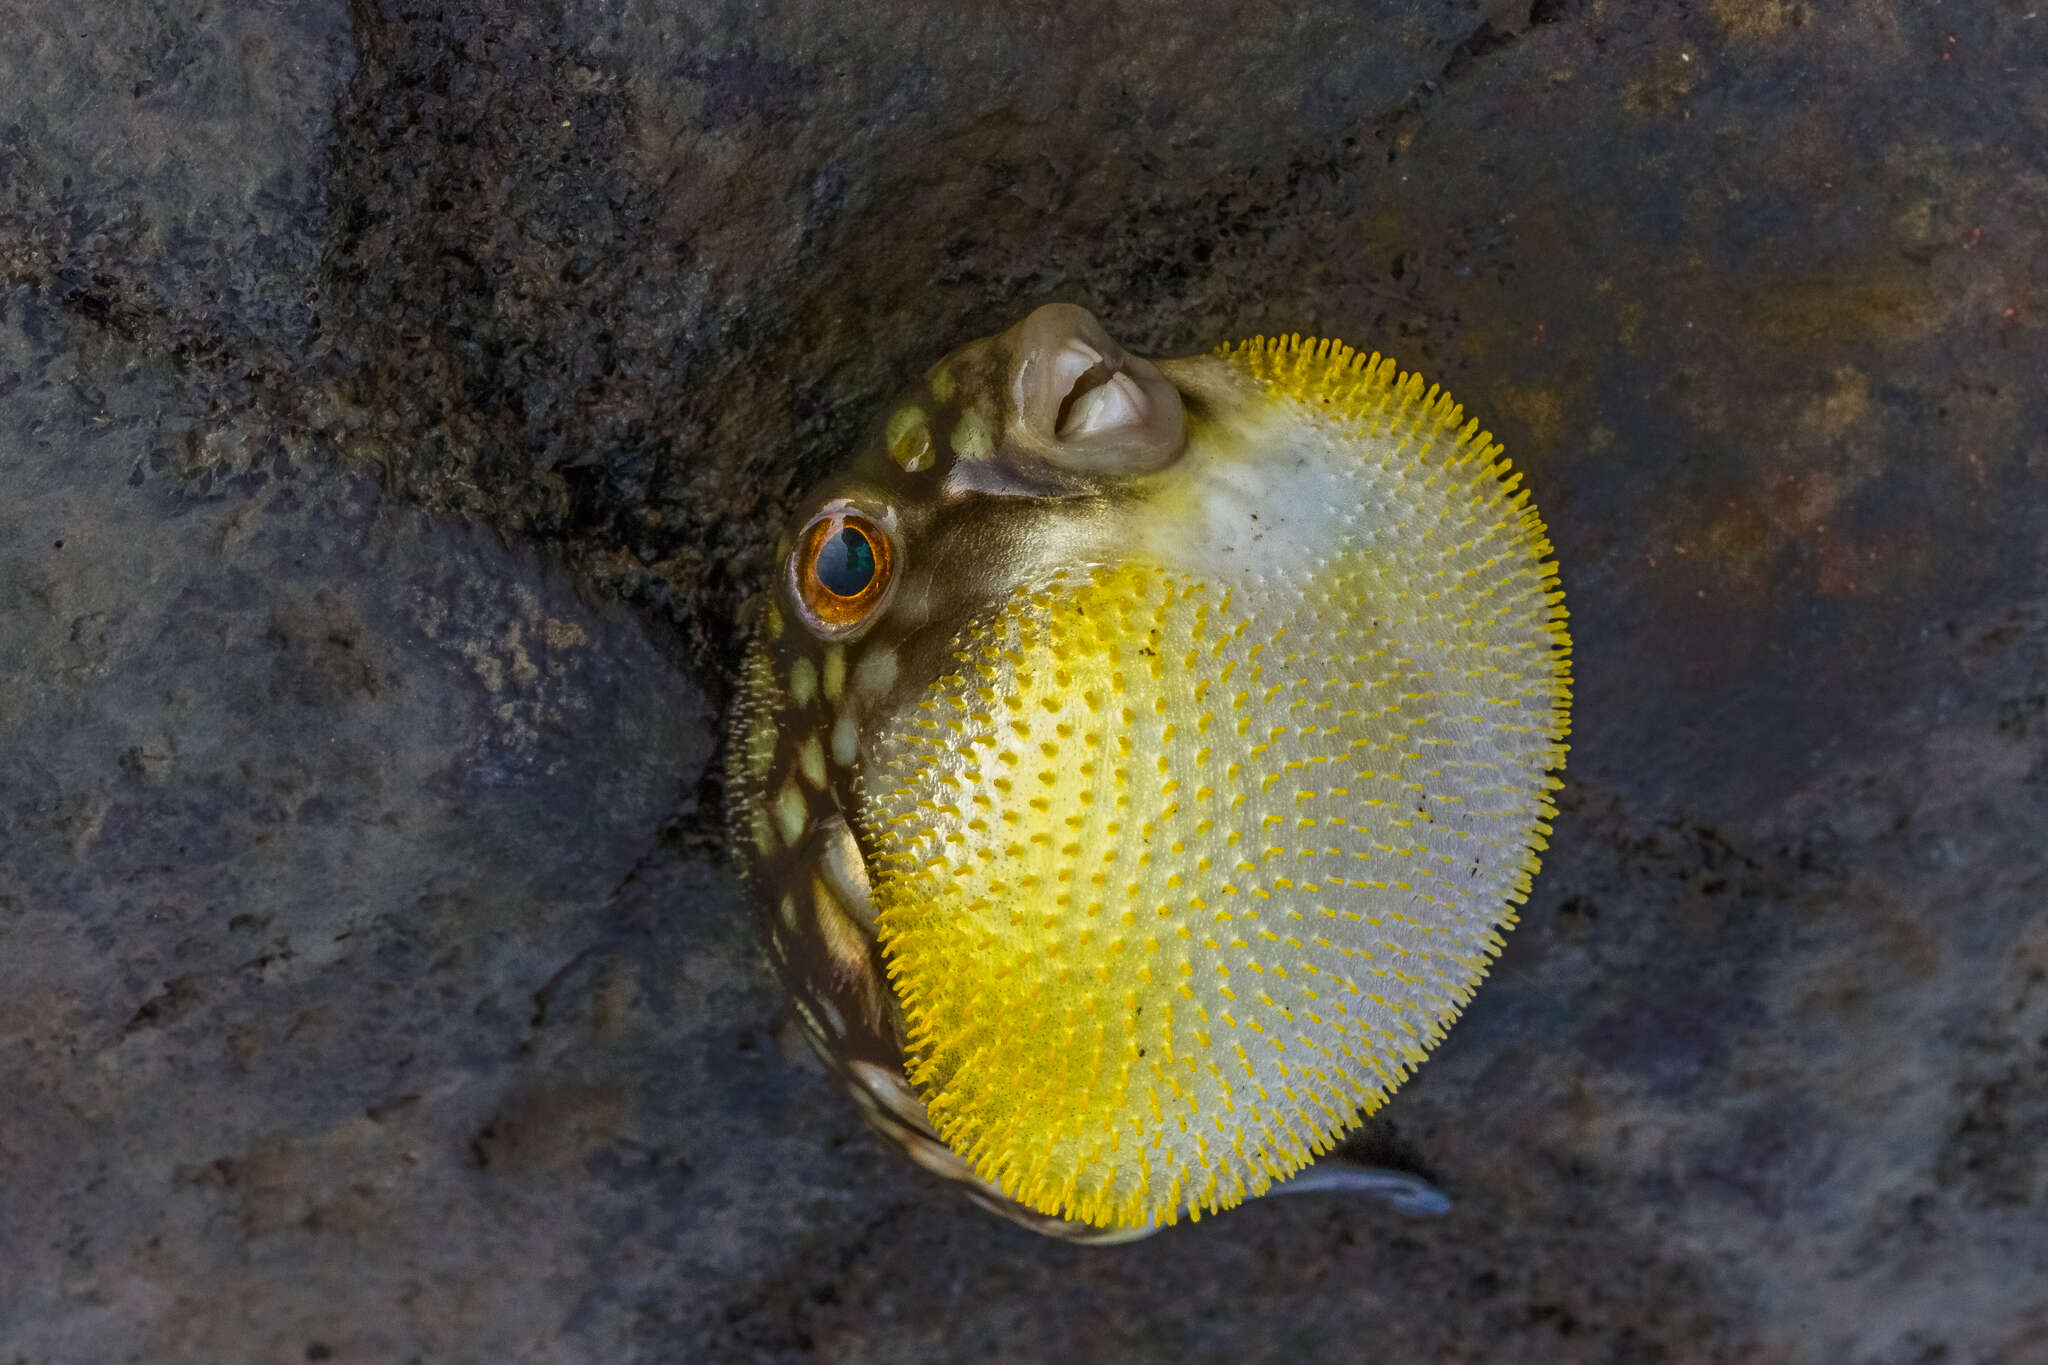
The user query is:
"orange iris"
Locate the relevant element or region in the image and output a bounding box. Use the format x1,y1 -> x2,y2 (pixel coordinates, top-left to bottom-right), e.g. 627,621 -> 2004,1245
792,509 -> 893,633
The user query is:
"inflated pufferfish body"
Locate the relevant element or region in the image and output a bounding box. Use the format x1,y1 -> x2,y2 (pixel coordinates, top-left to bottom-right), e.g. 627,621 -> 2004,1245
729,305 -> 1570,1239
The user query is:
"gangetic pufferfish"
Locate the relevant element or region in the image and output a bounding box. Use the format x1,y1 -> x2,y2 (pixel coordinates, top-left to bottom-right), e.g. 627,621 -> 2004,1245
727,305 -> 1570,1241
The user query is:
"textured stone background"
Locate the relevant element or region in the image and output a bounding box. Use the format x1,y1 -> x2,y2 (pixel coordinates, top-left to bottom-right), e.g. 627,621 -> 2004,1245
2,1 -> 2044,1361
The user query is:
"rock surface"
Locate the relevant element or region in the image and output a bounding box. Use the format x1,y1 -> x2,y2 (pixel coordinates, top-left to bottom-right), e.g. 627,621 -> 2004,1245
1,1 -> 2044,1362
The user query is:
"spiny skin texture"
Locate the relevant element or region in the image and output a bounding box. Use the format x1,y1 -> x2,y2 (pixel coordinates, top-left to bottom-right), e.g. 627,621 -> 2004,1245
727,307 -> 1570,1236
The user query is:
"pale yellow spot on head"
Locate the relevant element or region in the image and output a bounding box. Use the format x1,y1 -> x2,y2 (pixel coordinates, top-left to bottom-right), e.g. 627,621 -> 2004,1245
776,780 -> 809,848
854,647 -> 899,700
779,892 -> 800,929
749,804 -> 778,856
832,711 -> 860,769
887,405 -> 935,472
799,736 -> 828,788
813,876 -> 874,977
930,366 -> 956,405
822,646 -> 846,702
764,599 -> 785,640
952,408 -> 993,462
817,816 -> 876,932
789,656 -> 817,707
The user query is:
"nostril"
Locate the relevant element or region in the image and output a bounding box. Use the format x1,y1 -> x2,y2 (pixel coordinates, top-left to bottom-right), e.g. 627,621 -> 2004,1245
1058,370 -> 1146,439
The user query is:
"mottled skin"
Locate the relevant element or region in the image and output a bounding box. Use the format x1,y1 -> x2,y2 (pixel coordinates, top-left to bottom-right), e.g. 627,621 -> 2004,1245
730,305 -> 1531,1239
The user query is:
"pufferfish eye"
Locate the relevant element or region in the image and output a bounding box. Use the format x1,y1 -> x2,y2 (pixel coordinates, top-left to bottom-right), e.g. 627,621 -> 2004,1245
814,525 -> 875,596
790,504 -> 895,637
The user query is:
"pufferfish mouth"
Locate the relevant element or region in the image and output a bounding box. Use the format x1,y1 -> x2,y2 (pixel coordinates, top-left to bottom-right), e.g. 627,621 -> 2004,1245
859,339 -> 1570,1230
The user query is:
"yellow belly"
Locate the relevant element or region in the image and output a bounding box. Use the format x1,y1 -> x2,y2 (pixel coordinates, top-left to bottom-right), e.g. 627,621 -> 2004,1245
866,466 -> 1568,1228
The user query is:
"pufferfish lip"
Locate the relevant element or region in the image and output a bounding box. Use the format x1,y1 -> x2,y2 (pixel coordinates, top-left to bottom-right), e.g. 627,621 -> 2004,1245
1005,302 -> 1186,475
730,306 -> 1570,1238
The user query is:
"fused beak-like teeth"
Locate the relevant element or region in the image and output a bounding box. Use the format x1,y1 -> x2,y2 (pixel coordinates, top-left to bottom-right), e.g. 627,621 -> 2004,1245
1003,303 -> 1186,475
1058,369 -> 1147,440
1049,341 -> 1107,410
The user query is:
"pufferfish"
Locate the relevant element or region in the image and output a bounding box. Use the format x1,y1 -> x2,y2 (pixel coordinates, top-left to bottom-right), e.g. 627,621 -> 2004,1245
727,304 -> 1570,1241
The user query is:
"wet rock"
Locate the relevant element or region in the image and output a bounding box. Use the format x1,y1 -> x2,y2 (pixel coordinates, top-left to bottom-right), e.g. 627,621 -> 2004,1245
0,288 -> 712,1360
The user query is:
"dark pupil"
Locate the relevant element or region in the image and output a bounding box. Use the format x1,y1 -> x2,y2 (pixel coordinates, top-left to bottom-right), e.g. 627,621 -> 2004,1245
815,526 -> 876,598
